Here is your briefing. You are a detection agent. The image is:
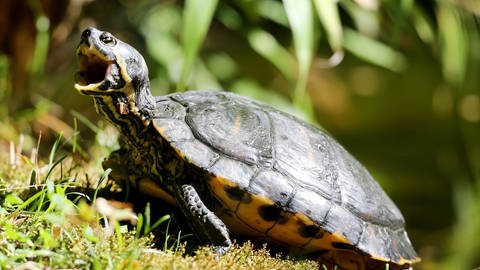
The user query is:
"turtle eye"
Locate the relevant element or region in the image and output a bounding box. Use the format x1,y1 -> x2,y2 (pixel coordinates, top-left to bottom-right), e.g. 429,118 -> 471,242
100,32 -> 116,46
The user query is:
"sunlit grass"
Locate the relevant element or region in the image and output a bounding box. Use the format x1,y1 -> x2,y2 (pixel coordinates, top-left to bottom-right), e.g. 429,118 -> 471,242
0,134 -> 319,269
1,0 -> 480,269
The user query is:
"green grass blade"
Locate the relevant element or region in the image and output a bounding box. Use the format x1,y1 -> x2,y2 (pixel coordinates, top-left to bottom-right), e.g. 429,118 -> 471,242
70,110 -> 100,133
66,191 -> 90,204
48,133 -> 63,167
149,214 -> 171,232
72,117 -> 78,154
343,28 -> 406,72
29,169 -> 37,186
144,202 -> 151,235
93,168 -> 111,203
256,0 -> 289,26
247,29 -> 296,81
340,1 -> 379,36
173,230 -> 183,252
283,0 -> 314,116
178,0 -> 219,91
136,213 -> 144,239
313,0 -> 342,51
437,2 -> 468,87
4,194 -> 24,208
28,15 -> 50,76
35,187 -> 48,213
9,188 -> 48,215
411,5 -> 435,44
440,182 -> 480,270
114,221 -> 124,252
163,217 -> 172,251
45,154 -> 68,181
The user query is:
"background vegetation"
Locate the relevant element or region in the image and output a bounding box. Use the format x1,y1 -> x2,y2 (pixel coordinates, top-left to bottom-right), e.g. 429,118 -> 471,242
1,0 -> 479,269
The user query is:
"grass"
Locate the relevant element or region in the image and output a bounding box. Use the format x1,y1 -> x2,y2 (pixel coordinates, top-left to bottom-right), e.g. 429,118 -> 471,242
0,135 -> 317,269
3,1 -> 479,268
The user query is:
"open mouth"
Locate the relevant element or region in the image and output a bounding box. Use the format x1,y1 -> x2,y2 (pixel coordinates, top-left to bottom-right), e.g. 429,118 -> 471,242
74,47 -> 116,91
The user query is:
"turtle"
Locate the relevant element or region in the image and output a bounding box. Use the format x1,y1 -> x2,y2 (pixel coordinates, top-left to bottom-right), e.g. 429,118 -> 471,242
74,27 -> 420,270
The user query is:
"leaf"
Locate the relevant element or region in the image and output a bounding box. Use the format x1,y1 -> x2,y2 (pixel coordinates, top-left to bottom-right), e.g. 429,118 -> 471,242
437,3 -> 468,87
256,0 -> 289,26
247,29 -> 296,81
283,0 -> 315,117
141,5 -> 183,85
343,28 -> 407,72
48,133 -> 63,167
178,0 -> 219,91
4,194 -> 24,207
150,215 -> 171,233
313,0 -> 343,51
411,5 -> 435,44
341,0 -> 379,36
29,15 -> 50,76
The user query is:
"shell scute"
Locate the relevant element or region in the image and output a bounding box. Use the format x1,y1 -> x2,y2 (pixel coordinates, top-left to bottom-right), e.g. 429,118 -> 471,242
249,170 -> 294,207
154,118 -> 194,142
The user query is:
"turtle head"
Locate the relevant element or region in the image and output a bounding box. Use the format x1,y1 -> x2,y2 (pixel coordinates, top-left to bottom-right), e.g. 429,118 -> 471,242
74,27 -> 154,116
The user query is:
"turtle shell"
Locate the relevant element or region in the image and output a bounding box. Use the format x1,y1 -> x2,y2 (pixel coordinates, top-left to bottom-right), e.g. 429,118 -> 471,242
151,90 -> 418,267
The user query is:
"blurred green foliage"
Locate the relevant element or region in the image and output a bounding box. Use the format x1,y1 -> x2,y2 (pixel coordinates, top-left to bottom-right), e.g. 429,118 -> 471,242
1,0 -> 480,269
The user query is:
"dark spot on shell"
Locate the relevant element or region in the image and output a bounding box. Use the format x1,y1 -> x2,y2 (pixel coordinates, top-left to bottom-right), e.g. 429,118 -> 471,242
331,242 -> 355,250
258,204 -> 287,222
276,212 -> 290,224
314,230 -> 324,239
224,186 -> 252,203
298,225 -> 323,238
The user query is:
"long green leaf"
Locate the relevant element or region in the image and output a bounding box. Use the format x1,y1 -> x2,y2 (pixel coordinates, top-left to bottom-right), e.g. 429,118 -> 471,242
247,29 -> 296,81
149,214 -> 171,233
437,3 -> 468,87
256,0 -> 289,26
343,28 -> 406,72
283,0 -> 315,117
178,0 -> 219,91
29,15 -> 50,76
313,0 -> 342,51
411,5 -> 435,44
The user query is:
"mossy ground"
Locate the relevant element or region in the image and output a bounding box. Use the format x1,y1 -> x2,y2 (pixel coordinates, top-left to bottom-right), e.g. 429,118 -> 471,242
0,139 -> 318,270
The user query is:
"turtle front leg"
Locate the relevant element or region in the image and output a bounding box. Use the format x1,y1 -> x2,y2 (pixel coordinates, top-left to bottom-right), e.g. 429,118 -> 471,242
179,184 -> 232,255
